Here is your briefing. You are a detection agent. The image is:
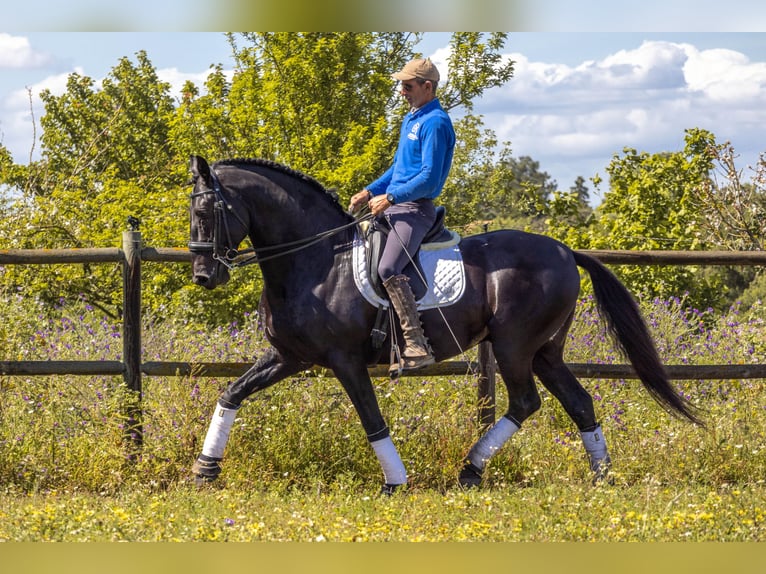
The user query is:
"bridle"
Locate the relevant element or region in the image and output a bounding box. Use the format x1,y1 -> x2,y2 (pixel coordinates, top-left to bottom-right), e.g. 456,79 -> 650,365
188,169 -> 372,269
188,171 -> 254,269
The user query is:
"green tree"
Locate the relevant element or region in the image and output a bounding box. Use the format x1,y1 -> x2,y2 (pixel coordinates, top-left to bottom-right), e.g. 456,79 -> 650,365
468,151 -> 560,233
439,32 -> 514,113
569,175 -> 591,208
504,155 -> 557,216
684,138 -> 766,311
439,114 -> 502,231
172,32 -> 412,195
551,128 -> 748,310
687,141 -> 766,252
0,52 -> 186,316
170,32 -> 514,200
544,176 -> 595,246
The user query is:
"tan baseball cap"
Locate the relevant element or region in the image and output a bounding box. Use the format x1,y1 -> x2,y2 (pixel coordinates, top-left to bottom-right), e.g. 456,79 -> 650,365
392,58 -> 440,82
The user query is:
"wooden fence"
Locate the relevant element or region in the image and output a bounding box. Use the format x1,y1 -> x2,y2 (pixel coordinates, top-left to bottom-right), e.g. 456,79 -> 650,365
2,230 -> 766,431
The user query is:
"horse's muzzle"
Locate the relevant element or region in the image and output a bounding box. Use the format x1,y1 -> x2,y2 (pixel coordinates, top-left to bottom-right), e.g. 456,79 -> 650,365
193,273 -> 217,289
192,260 -> 230,290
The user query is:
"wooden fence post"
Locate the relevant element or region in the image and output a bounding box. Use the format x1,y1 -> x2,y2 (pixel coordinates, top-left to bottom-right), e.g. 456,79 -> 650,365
122,225 -> 143,453
477,341 -> 497,430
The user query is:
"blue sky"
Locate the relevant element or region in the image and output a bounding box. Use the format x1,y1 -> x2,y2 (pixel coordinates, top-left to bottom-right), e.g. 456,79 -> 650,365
2,31 -> 766,200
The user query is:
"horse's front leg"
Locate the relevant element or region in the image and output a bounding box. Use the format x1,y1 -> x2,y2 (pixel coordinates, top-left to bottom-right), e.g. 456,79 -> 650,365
192,346 -> 308,484
330,355 -> 406,494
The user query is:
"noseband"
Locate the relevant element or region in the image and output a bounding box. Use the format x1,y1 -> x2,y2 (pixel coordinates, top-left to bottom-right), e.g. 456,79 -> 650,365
189,169 -> 372,269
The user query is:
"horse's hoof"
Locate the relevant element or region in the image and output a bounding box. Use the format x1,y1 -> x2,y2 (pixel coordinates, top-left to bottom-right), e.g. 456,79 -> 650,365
591,458 -> 614,486
592,475 -> 615,487
191,455 -> 222,486
380,483 -> 404,496
592,471 -> 615,486
194,474 -> 217,488
458,460 -> 483,489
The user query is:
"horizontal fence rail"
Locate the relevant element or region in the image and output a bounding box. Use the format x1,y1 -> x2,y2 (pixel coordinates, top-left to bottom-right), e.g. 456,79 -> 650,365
0,361 -> 126,376
2,235 -> 765,430
584,250 -> 766,265
4,360 -> 766,381
5,247 -> 766,266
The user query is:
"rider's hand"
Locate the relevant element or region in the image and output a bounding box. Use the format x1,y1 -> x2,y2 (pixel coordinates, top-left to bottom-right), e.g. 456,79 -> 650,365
368,194 -> 392,217
348,190 -> 372,214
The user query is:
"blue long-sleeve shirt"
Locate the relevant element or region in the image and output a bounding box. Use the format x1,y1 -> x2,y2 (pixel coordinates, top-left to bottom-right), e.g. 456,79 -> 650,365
367,98 -> 455,204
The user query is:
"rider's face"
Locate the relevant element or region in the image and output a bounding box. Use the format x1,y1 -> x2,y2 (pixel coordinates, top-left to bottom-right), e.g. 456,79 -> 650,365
399,79 -> 433,109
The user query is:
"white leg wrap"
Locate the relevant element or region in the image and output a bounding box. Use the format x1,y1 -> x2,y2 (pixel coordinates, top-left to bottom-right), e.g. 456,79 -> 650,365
467,416 -> 520,471
201,404 -> 239,460
370,436 -> 407,485
580,425 -> 610,472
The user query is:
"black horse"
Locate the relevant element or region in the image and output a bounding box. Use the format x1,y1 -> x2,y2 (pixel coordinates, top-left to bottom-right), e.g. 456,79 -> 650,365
187,155 -> 702,491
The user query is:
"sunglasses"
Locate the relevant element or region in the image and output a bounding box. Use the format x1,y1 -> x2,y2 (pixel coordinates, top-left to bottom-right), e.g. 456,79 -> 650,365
400,80 -> 428,92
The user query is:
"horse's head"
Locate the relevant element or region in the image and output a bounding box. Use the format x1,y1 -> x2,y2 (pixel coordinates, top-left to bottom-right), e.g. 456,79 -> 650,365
188,155 -> 249,290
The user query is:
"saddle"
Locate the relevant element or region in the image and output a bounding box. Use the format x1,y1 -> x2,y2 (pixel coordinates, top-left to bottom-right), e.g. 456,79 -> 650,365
354,206 -> 464,352
364,205 -> 455,300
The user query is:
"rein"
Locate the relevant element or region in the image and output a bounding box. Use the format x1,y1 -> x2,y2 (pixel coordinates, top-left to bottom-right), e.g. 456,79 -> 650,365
189,170 -> 373,269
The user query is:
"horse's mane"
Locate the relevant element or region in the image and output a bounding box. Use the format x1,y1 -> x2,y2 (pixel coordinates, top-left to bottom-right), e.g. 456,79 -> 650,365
214,158 -> 345,215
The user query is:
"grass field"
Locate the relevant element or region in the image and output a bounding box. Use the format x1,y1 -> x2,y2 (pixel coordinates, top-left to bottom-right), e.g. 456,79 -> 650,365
0,292 -> 764,541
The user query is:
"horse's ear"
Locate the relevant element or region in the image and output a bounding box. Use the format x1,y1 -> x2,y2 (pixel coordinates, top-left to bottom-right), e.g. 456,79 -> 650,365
190,155 -> 211,185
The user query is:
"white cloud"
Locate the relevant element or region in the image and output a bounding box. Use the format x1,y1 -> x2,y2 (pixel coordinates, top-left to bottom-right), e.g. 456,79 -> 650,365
1,70 -> 80,160
156,67 -> 233,102
8,70 -> 79,105
427,46 -> 452,85
0,64 -> 228,161
474,40 -> 766,188
684,47 -> 766,101
0,33 -> 52,68
591,41 -> 689,89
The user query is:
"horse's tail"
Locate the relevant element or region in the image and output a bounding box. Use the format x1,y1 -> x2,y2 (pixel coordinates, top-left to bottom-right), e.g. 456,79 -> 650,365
572,251 -> 704,426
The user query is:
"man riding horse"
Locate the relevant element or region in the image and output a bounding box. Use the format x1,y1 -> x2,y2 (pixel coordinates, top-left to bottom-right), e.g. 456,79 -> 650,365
348,58 -> 455,377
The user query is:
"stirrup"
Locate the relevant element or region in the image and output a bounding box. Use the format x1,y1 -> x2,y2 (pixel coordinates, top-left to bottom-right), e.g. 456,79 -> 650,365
389,334 -> 403,379
388,352 -> 434,378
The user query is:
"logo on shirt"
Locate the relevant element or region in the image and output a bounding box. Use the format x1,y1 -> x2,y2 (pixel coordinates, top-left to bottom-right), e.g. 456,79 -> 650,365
407,122 -> 420,141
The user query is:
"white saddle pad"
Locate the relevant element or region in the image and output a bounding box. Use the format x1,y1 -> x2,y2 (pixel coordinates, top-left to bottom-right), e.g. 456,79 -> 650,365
352,230 -> 465,310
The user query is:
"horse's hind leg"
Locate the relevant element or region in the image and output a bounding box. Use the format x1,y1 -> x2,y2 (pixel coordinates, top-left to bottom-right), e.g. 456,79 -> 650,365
532,327 -> 611,482
459,347 -> 539,488
192,346 -> 308,484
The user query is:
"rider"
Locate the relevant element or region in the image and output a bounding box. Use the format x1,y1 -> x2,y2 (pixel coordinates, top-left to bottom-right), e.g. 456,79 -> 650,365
349,57 -> 455,376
